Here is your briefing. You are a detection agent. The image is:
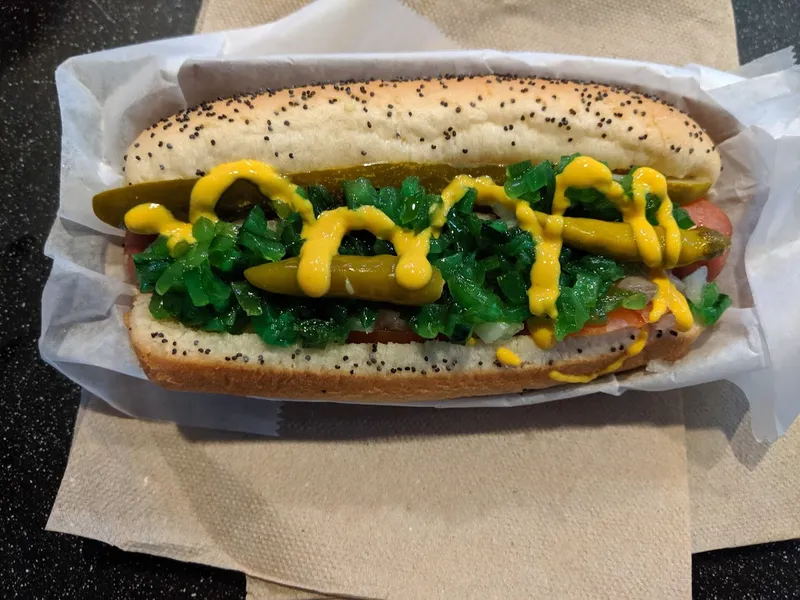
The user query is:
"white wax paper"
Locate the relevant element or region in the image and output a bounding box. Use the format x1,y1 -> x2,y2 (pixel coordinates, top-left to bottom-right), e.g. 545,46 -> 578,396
40,0 -> 800,440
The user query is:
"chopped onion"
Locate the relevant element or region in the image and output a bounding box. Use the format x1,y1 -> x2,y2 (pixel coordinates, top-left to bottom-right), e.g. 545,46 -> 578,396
682,266 -> 708,305
492,203 -> 519,227
617,276 -> 658,301
667,271 -> 687,293
473,322 -> 524,343
348,319 -> 374,333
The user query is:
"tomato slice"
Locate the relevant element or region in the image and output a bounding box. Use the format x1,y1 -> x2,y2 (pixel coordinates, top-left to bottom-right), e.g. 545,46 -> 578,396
575,308 -> 647,336
124,232 -> 157,281
124,231 -> 158,255
672,199 -> 732,281
347,329 -> 425,344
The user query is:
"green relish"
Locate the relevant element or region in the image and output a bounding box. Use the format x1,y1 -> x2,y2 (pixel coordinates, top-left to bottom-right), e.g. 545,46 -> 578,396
133,156 -> 727,348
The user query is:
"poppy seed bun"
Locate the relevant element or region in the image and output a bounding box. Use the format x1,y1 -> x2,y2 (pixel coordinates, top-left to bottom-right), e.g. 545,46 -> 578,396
121,74 -> 718,402
128,295 -> 701,402
124,75 -> 720,186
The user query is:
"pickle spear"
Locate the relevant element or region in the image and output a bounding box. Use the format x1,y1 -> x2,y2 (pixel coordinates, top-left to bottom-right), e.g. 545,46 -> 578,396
245,255 -> 445,306
245,220 -> 727,304
93,164 -> 712,227
662,178 -> 714,205
93,178 -> 266,227
552,216 -> 729,266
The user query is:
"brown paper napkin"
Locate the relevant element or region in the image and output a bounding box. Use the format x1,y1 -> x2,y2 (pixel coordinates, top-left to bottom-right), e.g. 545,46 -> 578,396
685,382 -> 800,553
50,393 -> 691,599
246,578 -> 326,599
197,0 -> 739,70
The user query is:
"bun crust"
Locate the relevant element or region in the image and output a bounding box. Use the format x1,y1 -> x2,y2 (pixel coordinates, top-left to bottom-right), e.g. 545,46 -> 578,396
127,295 -> 701,403
125,75 -> 720,187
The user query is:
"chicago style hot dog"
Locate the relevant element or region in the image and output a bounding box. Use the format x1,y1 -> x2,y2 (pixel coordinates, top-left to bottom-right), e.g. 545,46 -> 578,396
92,74 -> 733,401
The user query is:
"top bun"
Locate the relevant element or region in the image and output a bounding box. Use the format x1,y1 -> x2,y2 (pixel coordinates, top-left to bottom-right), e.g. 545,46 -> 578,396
124,75 -> 721,186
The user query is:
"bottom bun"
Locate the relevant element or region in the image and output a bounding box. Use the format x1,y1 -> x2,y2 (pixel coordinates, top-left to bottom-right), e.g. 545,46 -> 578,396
127,294 -> 701,402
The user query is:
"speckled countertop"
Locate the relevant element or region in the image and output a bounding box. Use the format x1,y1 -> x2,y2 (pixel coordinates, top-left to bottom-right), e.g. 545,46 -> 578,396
1,1 -> 798,598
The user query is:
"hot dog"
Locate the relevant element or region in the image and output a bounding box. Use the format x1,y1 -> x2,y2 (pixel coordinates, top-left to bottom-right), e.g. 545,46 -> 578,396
93,74 -> 733,402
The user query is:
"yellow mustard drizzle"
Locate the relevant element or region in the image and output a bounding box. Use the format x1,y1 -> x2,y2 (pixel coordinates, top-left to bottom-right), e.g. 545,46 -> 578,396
122,157 -> 695,366
547,158 -> 691,327
297,206 -> 433,297
435,175 -> 518,233
549,329 -> 649,383
124,203 -> 194,250
650,176 -> 682,270
435,174 -> 556,320
496,347 -> 522,367
629,167 -> 682,268
647,268 -> 694,331
190,160 -> 315,224
303,172 -> 532,298
527,318 -> 557,350
523,202 -> 560,318
124,160 -> 315,255
528,156 -> 629,319
435,174 -> 557,317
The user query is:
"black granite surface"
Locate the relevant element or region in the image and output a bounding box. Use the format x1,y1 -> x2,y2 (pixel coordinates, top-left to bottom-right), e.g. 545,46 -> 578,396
1,0 -> 799,598
732,0 -> 800,65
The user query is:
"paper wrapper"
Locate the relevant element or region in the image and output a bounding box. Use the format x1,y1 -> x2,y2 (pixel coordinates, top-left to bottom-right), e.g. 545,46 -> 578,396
40,0 -> 800,441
